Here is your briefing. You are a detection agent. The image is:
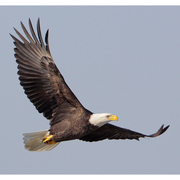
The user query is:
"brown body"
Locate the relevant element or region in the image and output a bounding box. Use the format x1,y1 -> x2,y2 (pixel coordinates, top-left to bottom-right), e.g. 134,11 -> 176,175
50,110 -> 98,142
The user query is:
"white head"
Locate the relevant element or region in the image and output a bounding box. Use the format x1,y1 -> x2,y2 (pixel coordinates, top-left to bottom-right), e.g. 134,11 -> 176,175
89,113 -> 118,127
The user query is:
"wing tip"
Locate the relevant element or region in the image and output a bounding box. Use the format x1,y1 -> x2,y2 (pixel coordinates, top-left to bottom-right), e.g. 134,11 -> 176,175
160,124 -> 170,135
148,124 -> 170,138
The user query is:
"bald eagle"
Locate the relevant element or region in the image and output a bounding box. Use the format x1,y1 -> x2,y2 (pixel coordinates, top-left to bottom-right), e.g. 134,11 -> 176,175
10,18 -> 169,152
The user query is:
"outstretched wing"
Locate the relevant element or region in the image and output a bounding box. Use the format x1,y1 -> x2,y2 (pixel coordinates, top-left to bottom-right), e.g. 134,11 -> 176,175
79,124 -> 170,142
11,18 -> 84,124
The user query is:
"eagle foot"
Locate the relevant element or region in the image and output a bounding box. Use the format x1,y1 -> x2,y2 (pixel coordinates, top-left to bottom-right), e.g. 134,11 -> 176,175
43,135 -> 56,144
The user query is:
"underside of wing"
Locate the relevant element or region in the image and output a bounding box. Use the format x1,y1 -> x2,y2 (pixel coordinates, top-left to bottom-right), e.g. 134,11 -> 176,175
11,18 -> 84,122
79,123 -> 170,142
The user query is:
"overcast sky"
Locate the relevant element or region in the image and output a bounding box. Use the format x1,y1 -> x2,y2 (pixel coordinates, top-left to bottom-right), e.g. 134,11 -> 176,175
0,6 -> 179,174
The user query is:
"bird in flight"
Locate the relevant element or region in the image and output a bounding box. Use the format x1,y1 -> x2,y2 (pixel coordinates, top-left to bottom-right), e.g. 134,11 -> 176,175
10,18 -> 169,152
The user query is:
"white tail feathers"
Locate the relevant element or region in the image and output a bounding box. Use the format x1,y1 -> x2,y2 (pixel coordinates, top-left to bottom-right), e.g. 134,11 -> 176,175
23,130 -> 60,152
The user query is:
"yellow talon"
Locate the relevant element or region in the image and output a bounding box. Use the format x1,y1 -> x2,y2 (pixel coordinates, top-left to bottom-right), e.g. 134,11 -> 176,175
43,135 -> 56,144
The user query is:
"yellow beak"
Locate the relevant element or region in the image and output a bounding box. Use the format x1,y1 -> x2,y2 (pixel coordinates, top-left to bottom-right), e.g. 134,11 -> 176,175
108,115 -> 118,121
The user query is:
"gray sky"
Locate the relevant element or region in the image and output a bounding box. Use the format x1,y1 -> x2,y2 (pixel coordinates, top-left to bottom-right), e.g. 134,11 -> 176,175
0,6 -> 179,174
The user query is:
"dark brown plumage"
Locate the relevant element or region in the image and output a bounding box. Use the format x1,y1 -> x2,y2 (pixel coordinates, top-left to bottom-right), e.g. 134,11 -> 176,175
11,18 -> 169,151
80,124 -> 169,142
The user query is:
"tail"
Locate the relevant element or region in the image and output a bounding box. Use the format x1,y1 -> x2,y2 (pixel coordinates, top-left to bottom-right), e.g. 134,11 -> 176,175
23,130 -> 60,152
